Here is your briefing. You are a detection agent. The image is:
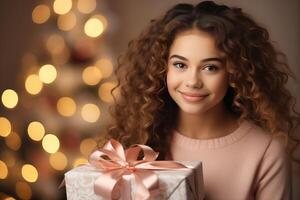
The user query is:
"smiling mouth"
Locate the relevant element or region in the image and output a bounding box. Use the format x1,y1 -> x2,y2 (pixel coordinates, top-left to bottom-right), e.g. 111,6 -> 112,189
179,91 -> 209,102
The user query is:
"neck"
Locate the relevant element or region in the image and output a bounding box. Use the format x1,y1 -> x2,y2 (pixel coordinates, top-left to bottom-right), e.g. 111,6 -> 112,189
175,102 -> 239,139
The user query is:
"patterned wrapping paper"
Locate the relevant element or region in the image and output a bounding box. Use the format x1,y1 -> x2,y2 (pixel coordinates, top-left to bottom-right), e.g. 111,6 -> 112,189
64,161 -> 205,200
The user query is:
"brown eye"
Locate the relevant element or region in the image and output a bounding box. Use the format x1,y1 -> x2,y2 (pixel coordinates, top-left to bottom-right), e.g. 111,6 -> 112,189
173,62 -> 186,69
203,65 -> 219,72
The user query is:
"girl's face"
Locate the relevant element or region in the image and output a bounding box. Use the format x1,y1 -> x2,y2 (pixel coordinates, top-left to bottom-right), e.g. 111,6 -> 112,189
166,29 -> 229,115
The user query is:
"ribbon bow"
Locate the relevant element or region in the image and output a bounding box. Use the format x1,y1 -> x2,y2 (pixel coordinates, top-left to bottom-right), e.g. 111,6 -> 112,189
89,139 -> 188,200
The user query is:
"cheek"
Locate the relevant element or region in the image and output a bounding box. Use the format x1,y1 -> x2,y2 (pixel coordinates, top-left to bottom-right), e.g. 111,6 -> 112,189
206,74 -> 229,96
166,70 -> 178,90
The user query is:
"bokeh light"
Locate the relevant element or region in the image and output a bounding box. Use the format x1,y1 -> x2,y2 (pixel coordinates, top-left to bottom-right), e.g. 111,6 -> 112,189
73,157 -> 88,168
32,4 -> 50,24
42,134 -> 60,153
46,34 -> 65,55
93,14 -> 108,31
57,11 -> 77,31
21,164 -> 38,183
98,82 -> 118,103
95,58 -> 113,78
57,97 -> 76,117
77,0 -> 96,14
39,64 -> 57,84
49,152 -> 68,170
1,89 -> 18,109
80,138 -> 97,156
27,121 -> 45,141
15,181 -> 32,200
25,74 -> 43,95
0,160 -> 8,179
3,197 -> 16,200
53,0 -> 72,15
82,66 -> 102,85
84,18 -> 104,38
5,132 -> 21,151
81,104 -> 100,123
0,117 -> 11,137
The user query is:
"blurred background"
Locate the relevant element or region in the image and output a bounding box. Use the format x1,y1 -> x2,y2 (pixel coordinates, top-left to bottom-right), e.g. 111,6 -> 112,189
0,0 -> 299,199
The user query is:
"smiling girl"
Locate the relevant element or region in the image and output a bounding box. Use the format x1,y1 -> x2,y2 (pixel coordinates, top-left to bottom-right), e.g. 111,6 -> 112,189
103,1 -> 300,199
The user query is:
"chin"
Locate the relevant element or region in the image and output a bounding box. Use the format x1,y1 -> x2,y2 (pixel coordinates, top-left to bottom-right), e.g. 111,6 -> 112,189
178,105 -> 209,115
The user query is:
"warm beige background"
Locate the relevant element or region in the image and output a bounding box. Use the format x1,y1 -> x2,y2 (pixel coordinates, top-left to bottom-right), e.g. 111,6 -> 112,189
0,0 -> 299,199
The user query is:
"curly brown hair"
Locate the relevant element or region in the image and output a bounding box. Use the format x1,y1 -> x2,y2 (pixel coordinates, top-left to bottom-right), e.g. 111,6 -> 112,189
102,1 -> 300,163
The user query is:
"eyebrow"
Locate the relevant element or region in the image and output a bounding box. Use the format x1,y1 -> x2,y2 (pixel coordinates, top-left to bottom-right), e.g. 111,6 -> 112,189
169,54 -> 226,64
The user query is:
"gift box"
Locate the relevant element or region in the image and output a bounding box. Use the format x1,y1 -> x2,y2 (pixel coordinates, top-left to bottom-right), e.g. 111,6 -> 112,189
64,139 -> 205,200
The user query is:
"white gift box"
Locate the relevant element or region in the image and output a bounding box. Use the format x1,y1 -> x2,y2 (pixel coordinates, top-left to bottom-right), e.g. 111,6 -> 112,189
64,161 -> 205,200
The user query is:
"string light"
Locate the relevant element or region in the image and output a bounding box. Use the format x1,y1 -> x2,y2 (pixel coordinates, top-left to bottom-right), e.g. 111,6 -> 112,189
98,82 -> 118,103
21,164 -> 38,183
57,97 -> 76,117
49,152 -> 68,170
0,160 -> 8,179
53,0 -> 72,15
95,58 -> 113,78
32,4 -> 50,24
57,12 -> 77,31
80,138 -> 97,156
27,121 -> 45,141
39,64 -> 57,84
5,132 -> 21,151
73,157 -> 88,168
82,66 -> 102,85
42,134 -> 60,154
0,117 -> 11,137
81,104 -> 100,123
15,181 -> 32,200
84,18 -> 104,38
77,0 -> 96,14
1,89 -> 18,109
25,74 -> 43,95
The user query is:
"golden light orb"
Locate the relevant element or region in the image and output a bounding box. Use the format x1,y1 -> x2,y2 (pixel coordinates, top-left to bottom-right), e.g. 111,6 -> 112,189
21,164 -> 38,183
95,58 -> 113,78
84,18 -> 104,38
98,82 -> 118,103
27,121 -> 45,141
25,74 -> 43,95
93,15 -> 108,31
82,66 -> 102,86
57,97 -> 76,117
80,138 -> 97,156
81,104 -> 100,123
39,64 -> 57,84
1,89 -> 18,109
32,4 -> 50,24
57,11 -> 77,31
0,117 -> 11,137
42,134 -> 60,154
49,152 -> 68,170
77,0 -> 96,14
73,157 -> 88,168
5,131 -> 21,151
0,160 -> 8,179
15,181 -> 32,200
53,0 -> 72,15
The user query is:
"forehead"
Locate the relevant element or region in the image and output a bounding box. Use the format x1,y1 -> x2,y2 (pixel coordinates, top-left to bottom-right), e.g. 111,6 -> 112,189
169,29 -> 224,59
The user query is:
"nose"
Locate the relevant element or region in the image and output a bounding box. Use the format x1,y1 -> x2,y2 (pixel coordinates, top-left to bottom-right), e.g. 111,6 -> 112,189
185,68 -> 202,88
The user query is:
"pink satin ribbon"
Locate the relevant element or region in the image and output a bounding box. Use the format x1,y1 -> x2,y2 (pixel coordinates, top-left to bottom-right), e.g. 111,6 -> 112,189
89,139 -> 188,200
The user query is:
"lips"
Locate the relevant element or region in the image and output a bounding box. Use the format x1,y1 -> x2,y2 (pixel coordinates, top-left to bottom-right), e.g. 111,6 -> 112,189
179,91 -> 208,97
179,91 -> 209,102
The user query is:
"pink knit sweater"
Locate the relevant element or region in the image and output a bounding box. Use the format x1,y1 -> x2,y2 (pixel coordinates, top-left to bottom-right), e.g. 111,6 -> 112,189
168,120 -> 292,200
